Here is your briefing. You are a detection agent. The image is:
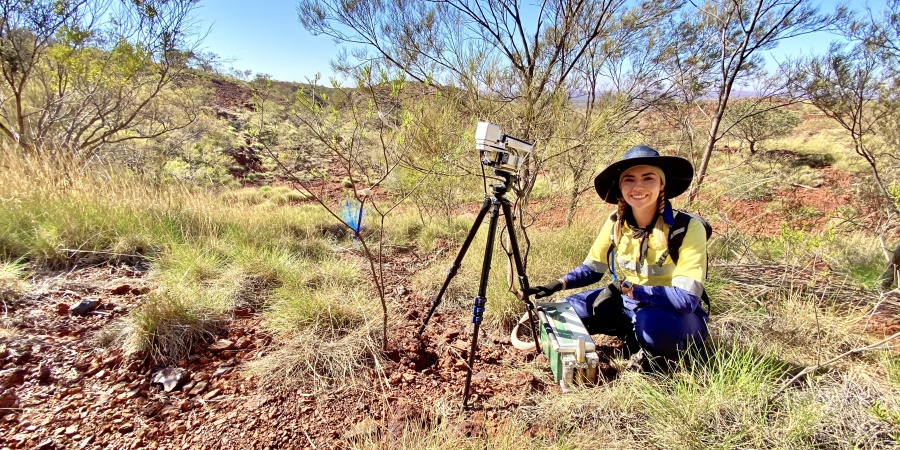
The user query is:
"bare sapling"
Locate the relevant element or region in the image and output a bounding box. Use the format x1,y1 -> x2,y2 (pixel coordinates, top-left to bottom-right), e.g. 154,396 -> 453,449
251,70 -> 437,351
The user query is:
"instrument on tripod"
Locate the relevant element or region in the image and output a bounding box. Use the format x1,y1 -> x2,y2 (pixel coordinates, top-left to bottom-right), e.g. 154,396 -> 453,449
418,122 -> 542,409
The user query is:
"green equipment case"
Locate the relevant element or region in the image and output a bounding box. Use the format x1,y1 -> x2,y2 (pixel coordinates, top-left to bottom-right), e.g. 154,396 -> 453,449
537,301 -> 599,391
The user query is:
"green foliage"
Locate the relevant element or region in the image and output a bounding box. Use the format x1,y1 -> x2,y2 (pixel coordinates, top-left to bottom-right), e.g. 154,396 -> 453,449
752,223 -> 836,265
628,347 -> 793,449
870,401 -> 900,444
416,216 -> 474,252
725,101 -> 802,153
1,0 -> 204,155
889,182 -> 900,206
264,258 -> 372,333
882,352 -> 900,386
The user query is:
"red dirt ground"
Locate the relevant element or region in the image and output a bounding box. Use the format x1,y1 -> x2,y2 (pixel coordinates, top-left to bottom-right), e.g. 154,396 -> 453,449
0,251 -> 629,449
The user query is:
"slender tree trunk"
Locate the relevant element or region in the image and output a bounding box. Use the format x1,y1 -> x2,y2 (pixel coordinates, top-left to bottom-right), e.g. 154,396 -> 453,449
690,114 -> 722,203
879,245 -> 900,289
856,137 -> 900,215
356,233 -> 388,352
566,185 -> 579,227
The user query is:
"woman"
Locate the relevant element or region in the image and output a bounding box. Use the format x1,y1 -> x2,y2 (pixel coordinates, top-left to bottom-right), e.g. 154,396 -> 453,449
527,145 -> 709,359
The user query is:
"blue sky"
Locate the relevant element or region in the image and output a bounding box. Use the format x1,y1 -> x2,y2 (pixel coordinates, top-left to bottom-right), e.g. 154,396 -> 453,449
193,0 -> 877,84
195,0 -> 339,82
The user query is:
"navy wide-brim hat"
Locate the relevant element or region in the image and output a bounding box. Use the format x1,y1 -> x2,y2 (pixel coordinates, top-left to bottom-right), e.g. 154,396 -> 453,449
593,145 -> 694,204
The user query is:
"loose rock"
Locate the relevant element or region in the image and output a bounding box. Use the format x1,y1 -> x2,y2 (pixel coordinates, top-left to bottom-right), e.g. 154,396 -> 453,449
207,339 -> 234,352
110,285 -> 132,295
0,389 -> 18,408
187,381 -> 208,396
69,299 -> 101,316
37,363 -> 52,383
151,367 -> 188,392
0,368 -> 27,387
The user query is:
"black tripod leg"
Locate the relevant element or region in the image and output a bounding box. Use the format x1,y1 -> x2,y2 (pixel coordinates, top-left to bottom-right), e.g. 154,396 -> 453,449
500,200 -> 542,354
418,196 -> 492,336
462,199 -> 502,409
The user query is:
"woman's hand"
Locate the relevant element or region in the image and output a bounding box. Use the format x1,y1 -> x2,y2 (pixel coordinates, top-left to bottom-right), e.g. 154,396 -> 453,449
621,280 -> 634,297
525,280 -> 564,299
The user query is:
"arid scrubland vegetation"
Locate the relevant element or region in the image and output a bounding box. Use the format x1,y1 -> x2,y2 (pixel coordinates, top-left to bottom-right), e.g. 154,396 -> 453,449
2,0 -> 900,448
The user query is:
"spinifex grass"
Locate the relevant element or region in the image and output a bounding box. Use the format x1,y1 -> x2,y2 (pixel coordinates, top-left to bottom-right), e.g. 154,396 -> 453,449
248,256 -> 381,391
0,259 -> 27,306
380,238 -> 898,449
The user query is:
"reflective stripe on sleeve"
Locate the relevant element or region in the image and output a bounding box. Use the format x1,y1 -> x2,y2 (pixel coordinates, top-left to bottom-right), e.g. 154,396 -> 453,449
615,258 -> 675,277
673,275 -> 704,297
582,258 -> 609,274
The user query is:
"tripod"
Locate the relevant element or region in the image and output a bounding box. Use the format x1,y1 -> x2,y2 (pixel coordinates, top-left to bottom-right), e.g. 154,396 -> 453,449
418,171 -> 542,409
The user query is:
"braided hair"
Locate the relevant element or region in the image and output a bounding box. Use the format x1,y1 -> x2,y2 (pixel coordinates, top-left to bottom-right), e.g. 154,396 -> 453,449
652,191 -> 669,249
614,197 -> 627,247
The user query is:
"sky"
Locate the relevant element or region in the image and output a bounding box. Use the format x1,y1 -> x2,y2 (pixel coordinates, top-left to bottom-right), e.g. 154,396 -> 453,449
193,0 -> 881,84
194,0 -> 339,83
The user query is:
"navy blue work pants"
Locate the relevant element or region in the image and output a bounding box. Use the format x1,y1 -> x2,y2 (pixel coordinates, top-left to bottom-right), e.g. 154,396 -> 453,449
564,287 -> 708,358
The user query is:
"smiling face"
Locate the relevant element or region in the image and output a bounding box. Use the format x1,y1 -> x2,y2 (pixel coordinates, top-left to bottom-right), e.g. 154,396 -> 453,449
619,165 -> 664,218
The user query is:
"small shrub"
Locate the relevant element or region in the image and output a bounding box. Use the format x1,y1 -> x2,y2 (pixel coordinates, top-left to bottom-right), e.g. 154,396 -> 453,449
416,216 -> 473,251
529,176 -> 554,199
382,209 -> 425,248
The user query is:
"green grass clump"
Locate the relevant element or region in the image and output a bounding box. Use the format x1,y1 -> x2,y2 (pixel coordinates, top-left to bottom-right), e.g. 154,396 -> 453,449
631,348 -> 794,448
264,258 -> 371,333
249,256 -> 380,391
220,187 -> 268,205
125,291 -> 227,362
415,215 -> 473,252
381,208 -> 425,249
0,260 -> 27,306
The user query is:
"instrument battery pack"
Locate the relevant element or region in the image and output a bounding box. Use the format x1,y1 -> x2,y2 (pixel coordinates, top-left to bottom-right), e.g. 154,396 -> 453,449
536,301 -> 599,391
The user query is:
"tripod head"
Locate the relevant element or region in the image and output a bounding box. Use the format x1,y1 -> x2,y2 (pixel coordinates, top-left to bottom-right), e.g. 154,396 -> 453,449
490,170 -> 515,198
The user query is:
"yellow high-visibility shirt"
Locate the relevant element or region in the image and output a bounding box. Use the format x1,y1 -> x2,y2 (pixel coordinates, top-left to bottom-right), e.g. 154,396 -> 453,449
582,212 -> 707,297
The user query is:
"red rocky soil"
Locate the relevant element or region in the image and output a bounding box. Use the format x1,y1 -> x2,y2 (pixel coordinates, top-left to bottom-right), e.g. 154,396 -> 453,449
0,251 -> 627,449
3,245 -> 895,449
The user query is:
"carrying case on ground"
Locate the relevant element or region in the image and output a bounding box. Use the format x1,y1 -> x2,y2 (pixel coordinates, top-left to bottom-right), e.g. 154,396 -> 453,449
536,301 -> 599,391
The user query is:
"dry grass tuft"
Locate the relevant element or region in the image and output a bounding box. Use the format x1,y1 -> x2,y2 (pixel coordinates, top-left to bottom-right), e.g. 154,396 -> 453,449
249,325 -> 383,393
0,260 -> 27,307
124,291 -> 227,363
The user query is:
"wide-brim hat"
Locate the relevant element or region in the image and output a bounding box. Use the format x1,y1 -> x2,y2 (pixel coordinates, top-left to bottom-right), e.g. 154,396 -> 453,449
593,145 -> 694,204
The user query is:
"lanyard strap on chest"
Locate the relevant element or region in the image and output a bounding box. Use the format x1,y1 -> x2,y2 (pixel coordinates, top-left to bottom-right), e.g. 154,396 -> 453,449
609,221 -> 656,279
